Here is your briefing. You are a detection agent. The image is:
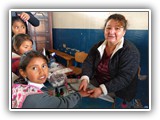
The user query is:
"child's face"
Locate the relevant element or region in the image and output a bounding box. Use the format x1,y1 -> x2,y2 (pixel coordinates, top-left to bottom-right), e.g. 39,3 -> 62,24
21,57 -> 49,84
12,21 -> 26,35
18,40 -> 33,55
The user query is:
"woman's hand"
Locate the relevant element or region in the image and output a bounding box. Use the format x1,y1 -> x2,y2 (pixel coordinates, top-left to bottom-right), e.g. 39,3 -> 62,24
87,87 -> 102,98
79,79 -> 88,91
18,12 -> 30,22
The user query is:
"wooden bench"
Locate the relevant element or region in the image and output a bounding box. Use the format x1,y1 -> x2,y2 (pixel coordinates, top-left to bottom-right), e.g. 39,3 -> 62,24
48,49 -> 74,67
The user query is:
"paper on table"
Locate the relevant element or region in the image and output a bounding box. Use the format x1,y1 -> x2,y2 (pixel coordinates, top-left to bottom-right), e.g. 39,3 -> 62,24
54,68 -> 73,74
99,94 -> 114,103
69,80 -> 114,103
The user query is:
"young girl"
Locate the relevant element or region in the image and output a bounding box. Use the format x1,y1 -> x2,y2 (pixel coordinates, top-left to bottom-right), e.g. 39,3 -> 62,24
12,33 -> 33,55
12,33 -> 33,75
11,16 -> 36,50
12,16 -> 28,37
12,50 -> 89,108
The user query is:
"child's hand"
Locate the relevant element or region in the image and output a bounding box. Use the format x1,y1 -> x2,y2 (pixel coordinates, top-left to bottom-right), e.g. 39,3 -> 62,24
78,89 -> 90,97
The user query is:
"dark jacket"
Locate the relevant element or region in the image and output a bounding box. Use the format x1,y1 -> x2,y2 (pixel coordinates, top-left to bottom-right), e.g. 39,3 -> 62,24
22,90 -> 81,108
24,12 -> 39,27
82,40 -> 140,101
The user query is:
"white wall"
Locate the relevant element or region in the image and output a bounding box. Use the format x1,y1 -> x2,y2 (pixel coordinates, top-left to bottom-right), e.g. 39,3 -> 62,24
52,11 -> 149,30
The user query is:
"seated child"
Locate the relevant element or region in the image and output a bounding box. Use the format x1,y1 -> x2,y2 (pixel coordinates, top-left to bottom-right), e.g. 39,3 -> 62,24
12,50 -> 90,108
12,33 -> 33,75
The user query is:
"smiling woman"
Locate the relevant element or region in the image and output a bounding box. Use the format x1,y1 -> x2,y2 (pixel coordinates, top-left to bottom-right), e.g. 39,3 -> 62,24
79,13 -> 140,103
52,11 -> 150,109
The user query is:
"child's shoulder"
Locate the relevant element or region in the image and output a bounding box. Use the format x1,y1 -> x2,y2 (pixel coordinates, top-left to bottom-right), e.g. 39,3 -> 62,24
12,52 -> 21,59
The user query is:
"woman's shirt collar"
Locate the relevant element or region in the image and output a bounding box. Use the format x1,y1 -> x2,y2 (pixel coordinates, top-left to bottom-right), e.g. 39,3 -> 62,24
98,37 -> 124,59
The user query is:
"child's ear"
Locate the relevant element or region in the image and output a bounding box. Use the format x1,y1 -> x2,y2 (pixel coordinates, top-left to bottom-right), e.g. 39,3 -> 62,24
19,69 -> 27,78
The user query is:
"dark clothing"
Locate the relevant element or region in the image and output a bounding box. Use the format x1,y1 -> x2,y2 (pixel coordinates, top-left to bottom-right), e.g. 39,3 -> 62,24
22,90 -> 81,108
12,56 -> 20,75
11,11 -> 40,27
96,51 -> 111,83
82,40 -> 140,101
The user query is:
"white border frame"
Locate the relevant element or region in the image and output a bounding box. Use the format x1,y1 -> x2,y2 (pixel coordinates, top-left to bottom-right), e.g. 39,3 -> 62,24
9,9 -> 151,111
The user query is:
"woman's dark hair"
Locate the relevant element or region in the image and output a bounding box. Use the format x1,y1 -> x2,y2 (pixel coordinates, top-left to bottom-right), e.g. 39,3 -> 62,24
104,14 -> 128,30
19,50 -> 48,71
12,16 -> 28,37
12,33 -> 33,53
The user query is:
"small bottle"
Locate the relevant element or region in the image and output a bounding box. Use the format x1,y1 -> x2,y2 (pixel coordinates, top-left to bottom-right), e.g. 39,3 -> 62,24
49,52 -> 56,68
60,88 -> 64,96
55,87 -> 60,97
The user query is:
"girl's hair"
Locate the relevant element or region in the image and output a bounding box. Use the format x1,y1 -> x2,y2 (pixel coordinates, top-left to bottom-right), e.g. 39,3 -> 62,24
12,16 -> 28,37
12,33 -> 33,53
104,14 -> 128,30
19,50 -> 48,71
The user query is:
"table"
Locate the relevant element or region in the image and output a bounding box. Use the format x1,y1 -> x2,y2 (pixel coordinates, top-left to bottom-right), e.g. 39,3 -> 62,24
48,49 -> 74,67
71,81 -> 115,108
49,78 -> 115,108
69,80 -> 115,102
48,61 -> 115,109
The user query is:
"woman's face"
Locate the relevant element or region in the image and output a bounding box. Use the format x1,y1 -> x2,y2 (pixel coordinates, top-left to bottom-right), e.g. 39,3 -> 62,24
104,19 -> 126,46
20,57 -> 49,84
12,20 -> 26,35
18,40 -> 33,55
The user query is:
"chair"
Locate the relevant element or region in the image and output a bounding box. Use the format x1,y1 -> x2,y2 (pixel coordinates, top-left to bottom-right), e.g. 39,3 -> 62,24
69,51 -> 88,76
138,66 -> 147,80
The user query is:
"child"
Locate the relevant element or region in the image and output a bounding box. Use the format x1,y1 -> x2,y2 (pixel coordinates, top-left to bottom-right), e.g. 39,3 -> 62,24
11,16 -> 36,50
12,33 -> 33,75
12,33 -> 33,55
12,50 -> 89,108
12,16 -> 28,37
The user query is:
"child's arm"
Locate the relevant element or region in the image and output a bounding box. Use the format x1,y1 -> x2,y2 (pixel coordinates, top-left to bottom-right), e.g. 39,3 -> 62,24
17,12 -> 40,27
22,92 -> 82,108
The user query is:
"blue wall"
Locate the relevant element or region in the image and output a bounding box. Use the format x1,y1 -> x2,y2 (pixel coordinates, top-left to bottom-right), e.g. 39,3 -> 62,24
53,28 -> 148,74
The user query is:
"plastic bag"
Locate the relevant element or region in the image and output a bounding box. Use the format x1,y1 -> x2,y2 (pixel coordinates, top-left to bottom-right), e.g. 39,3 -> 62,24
48,73 -> 67,87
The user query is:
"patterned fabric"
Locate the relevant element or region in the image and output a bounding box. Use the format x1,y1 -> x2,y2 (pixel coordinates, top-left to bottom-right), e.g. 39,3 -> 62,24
12,84 -> 43,108
96,51 -> 111,84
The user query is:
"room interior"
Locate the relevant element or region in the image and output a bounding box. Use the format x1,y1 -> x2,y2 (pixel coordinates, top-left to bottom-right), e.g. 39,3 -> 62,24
13,10 -> 150,109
